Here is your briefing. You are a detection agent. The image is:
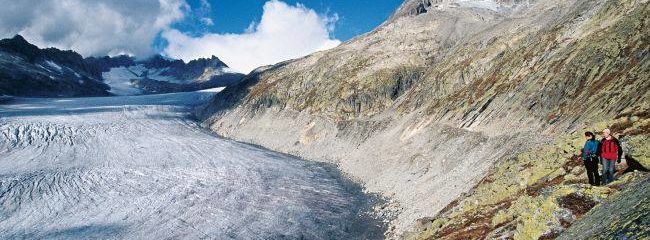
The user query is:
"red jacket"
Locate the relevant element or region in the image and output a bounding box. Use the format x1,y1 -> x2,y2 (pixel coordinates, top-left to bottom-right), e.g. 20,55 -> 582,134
598,137 -> 622,161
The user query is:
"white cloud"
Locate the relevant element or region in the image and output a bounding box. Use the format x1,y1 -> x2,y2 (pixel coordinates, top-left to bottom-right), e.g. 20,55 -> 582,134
201,18 -> 214,26
0,0 -> 187,57
198,0 -> 214,26
162,0 -> 341,73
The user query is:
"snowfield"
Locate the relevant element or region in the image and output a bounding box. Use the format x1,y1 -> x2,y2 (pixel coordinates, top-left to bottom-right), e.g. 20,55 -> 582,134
101,66 -> 144,96
0,91 -> 384,239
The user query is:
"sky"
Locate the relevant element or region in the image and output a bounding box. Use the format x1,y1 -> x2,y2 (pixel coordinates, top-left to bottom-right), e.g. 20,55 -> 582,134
0,0 -> 403,73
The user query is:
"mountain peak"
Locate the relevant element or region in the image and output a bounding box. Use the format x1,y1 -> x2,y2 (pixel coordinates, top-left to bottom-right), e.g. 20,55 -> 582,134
10,34 -> 28,42
186,55 -> 228,69
139,54 -> 182,69
0,34 -> 36,48
389,0 -> 435,21
388,0 -> 519,22
0,34 -> 42,62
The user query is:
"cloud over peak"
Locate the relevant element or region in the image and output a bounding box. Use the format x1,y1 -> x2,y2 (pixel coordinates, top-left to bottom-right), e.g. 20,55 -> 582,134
162,0 -> 341,73
0,0 -> 187,57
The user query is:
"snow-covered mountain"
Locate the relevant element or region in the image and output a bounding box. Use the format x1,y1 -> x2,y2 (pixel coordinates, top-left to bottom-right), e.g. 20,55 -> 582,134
0,35 -> 244,97
90,54 -> 244,95
0,35 -> 110,97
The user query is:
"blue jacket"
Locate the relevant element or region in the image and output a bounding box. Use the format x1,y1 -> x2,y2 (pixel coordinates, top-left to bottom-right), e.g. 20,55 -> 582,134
582,139 -> 599,161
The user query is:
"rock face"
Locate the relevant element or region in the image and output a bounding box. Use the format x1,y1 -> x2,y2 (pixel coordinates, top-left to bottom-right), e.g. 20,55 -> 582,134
0,35 -> 244,97
201,0 -> 649,237
0,35 -> 110,97
558,176 -> 649,240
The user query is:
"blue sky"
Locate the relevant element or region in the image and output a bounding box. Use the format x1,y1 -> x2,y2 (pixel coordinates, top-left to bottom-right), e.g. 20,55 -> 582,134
176,0 -> 403,41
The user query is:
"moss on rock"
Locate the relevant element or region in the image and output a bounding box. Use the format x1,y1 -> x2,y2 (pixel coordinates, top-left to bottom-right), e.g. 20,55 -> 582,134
408,117 -> 649,239
557,176 -> 650,240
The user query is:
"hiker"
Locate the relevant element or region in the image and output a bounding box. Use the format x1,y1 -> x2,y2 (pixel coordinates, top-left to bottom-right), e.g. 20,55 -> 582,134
597,128 -> 623,185
582,132 -> 600,186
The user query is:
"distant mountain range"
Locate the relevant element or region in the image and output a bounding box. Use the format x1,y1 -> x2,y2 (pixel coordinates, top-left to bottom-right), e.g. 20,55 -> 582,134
0,35 -> 244,97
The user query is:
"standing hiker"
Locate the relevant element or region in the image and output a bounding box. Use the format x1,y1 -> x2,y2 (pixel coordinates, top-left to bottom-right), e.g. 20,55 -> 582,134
582,132 -> 600,186
598,128 -> 623,185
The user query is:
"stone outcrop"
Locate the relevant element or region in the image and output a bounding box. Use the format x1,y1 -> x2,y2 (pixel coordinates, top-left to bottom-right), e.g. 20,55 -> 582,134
558,175 -> 649,240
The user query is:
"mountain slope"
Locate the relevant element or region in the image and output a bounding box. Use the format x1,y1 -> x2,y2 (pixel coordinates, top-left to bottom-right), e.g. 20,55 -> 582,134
200,0 -> 649,237
0,35 -> 110,97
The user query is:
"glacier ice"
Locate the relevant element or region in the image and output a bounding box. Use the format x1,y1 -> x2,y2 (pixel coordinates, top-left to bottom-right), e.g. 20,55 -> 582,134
0,90 -> 384,239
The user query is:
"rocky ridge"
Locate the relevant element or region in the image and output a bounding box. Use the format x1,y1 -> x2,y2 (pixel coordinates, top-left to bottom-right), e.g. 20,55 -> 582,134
200,0 -> 649,238
0,35 -> 110,97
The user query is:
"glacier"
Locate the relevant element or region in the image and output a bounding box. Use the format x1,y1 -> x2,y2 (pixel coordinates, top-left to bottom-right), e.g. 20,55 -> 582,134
0,90 -> 384,239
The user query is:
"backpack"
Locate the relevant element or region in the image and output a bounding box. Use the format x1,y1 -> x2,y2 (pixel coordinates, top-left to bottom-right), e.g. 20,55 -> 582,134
601,139 -> 619,160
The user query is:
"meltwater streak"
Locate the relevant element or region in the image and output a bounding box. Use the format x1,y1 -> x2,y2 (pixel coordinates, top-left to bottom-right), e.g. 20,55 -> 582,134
0,90 -> 384,239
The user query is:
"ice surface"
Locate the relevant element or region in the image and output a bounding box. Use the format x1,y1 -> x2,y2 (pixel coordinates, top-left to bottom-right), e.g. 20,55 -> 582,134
102,67 -> 143,96
0,91 -> 384,239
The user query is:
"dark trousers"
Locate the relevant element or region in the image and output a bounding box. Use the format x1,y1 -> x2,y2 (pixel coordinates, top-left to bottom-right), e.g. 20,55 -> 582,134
584,157 -> 600,186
